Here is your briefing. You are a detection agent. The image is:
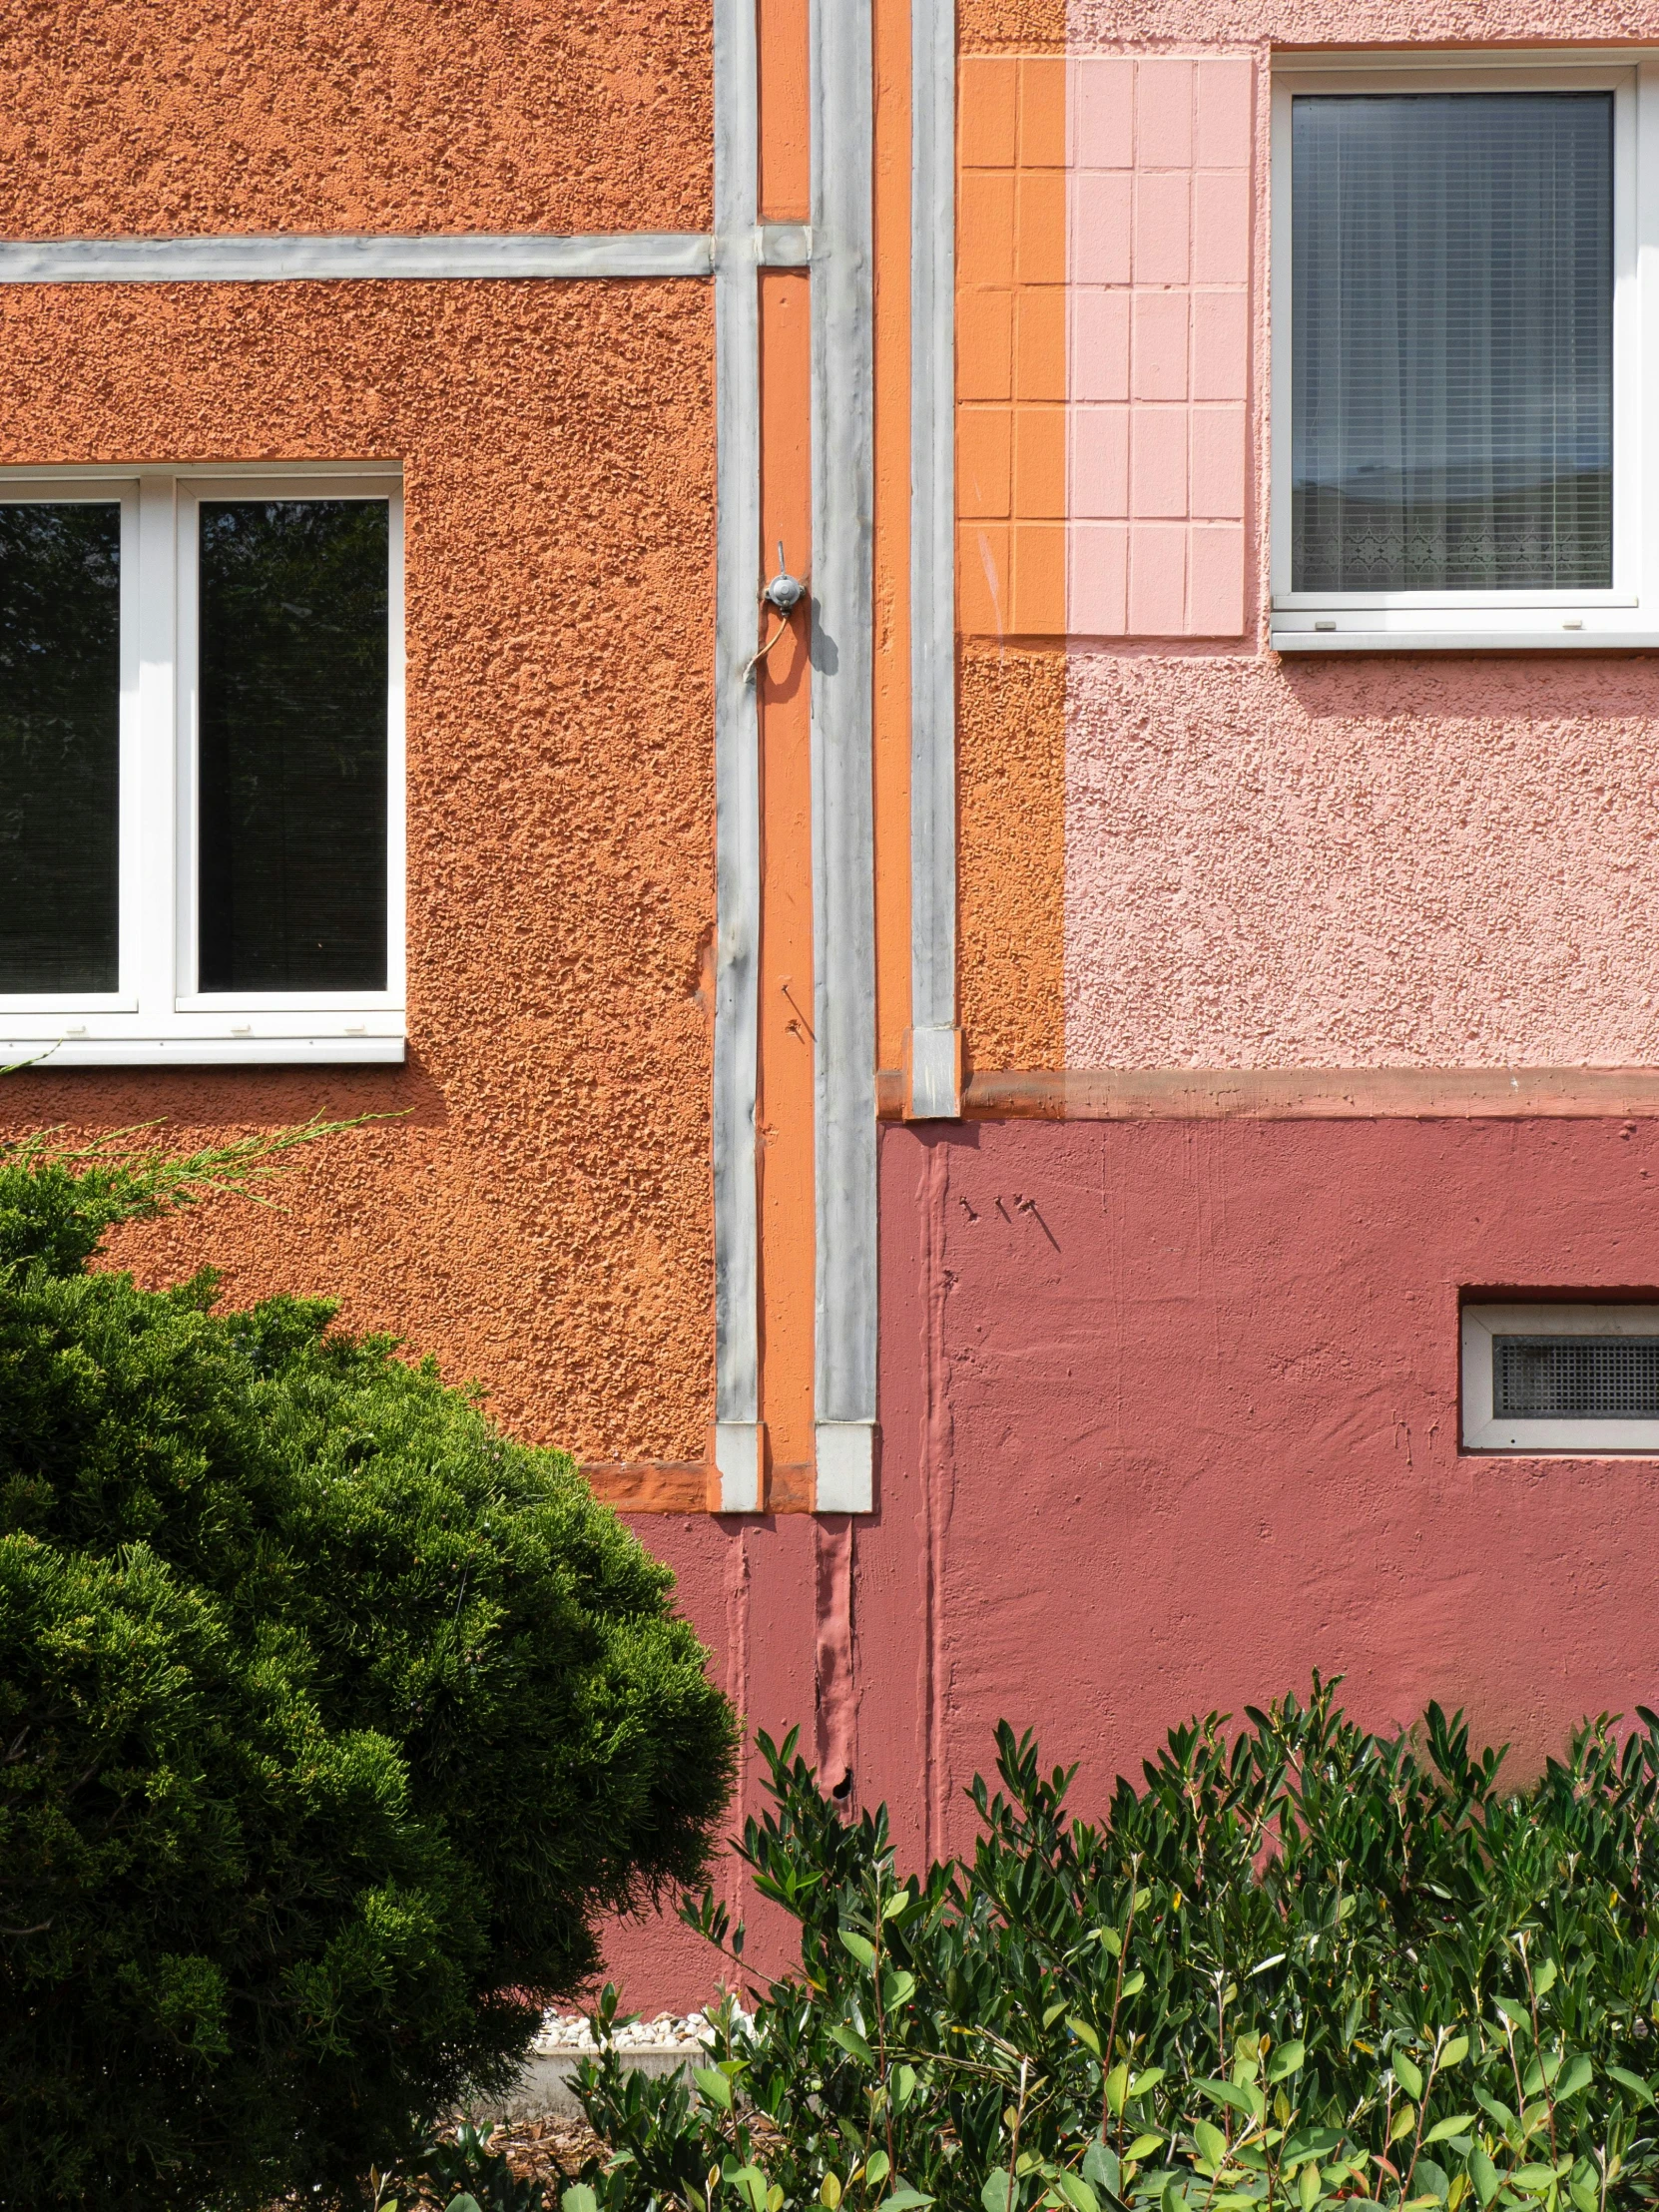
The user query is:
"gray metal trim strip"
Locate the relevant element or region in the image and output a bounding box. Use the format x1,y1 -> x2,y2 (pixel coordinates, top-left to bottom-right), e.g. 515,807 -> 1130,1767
908,0 -> 960,1116
810,0 -> 878,1427
712,0 -> 764,1433
0,232 -> 715,283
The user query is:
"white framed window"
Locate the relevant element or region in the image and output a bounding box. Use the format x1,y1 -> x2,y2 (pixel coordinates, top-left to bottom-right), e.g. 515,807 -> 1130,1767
0,463 -> 404,1064
1462,1302 -> 1659,1452
1271,52 -> 1659,651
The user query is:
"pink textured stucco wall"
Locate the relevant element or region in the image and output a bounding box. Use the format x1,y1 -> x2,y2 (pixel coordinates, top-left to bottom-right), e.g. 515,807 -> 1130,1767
1066,655 -> 1659,1067
1058,4 -> 1659,1071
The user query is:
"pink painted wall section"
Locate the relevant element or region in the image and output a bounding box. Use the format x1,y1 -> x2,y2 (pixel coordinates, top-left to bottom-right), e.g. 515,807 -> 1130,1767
597,1116 -> 1659,2010
1066,56 -> 1253,639
1063,654 -> 1659,1069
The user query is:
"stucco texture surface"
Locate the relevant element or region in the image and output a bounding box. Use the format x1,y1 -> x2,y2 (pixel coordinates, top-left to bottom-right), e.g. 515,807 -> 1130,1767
1066,654 -> 1659,1068
958,643 -> 1067,1069
961,0 -> 1067,47
1067,0 -> 1659,44
877,1116 -> 1659,1823
0,0 -> 712,239
0,277 -> 717,1463
599,1110 -> 1659,2011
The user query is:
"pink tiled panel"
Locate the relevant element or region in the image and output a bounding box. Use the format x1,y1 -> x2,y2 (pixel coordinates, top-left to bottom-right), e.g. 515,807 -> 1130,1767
1066,55 -> 1253,638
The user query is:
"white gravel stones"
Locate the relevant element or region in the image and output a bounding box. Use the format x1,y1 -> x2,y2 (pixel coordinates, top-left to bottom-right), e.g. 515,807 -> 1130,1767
530,2009 -> 746,2055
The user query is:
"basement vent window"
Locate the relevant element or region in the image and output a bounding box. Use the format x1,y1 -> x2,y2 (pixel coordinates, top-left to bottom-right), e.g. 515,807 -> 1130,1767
1462,1304 -> 1659,1451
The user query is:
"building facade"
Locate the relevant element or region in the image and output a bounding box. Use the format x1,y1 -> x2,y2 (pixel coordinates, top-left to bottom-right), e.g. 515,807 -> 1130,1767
7,0 -> 1659,2001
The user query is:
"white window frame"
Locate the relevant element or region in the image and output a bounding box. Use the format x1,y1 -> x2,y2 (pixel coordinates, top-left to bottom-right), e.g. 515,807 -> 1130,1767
1271,51 -> 1654,653
1462,1301 -> 1659,1452
0,462 -> 404,1064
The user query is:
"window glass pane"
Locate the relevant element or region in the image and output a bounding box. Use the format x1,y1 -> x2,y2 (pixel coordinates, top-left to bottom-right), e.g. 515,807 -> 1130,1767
1292,91 -> 1613,592
0,502 -> 121,993
198,499 -> 388,993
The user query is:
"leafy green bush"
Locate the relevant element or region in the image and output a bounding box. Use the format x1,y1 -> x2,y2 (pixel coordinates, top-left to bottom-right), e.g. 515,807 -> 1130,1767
0,1126 -> 737,2212
569,1688 -> 1659,2212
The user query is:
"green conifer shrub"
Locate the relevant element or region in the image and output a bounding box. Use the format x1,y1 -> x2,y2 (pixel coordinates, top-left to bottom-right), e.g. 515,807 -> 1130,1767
0,1126 -> 737,2212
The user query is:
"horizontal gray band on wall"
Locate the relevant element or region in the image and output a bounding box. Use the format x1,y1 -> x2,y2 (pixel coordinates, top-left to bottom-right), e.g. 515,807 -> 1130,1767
0,232 -> 716,283
874,1066 -> 1659,1122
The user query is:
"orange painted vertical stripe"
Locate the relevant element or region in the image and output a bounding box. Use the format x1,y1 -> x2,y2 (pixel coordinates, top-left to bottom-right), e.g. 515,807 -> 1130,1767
758,271 -> 817,1505
872,0 -> 913,1076
758,0 -> 812,224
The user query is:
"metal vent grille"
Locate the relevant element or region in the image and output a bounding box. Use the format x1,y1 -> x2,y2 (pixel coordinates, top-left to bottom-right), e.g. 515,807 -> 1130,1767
1493,1335 -> 1659,1418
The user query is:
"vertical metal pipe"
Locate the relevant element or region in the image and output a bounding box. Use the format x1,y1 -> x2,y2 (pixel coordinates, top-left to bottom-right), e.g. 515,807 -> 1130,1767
908,0 -> 960,1120
713,0 -> 766,1508
810,0 -> 878,1508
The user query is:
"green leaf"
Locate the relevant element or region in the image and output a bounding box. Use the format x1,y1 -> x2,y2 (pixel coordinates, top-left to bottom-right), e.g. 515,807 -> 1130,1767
1390,2104 -> 1416,2145
1194,2120 -> 1229,2168
1130,2068 -> 1166,2098
1068,2018 -> 1102,2057
1394,2053 -> 1425,2102
1298,2164 -> 1320,2212
1510,2167 -> 1562,2195
821,2175 -> 844,2209
830,2023 -> 875,2066
840,1931 -> 877,1969
1608,2064 -> 1656,2106
562,2191 -> 598,2212
1426,2119 -> 1479,2146
447,2199 -> 484,2212
881,2194 -> 934,2212
1555,2056 -> 1592,2102
1083,2142 -> 1122,2199
865,2152 -> 891,2188
1055,2174 -> 1099,2212
893,2062 -> 918,2110
1119,1971 -> 1146,1998
883,1890 -> 912,1920
1468,2147 -> 1501,2208
982,2173 -> 1012,2212
1194,2079 -> 1256,2117
1533,1960 -> 1558,1999
1126,2135 -> 1165,2161
1105,2062 -> 1130,2117
1441,2037 -> 1470,2069
1269,2041 -> 1307,2083
695,2067 -> 735,2110
1416,2157 -> 1451,2204
1472,2087 -> 1517,2130
883,1969 -> 917,2009
727,2168 -> 769,2212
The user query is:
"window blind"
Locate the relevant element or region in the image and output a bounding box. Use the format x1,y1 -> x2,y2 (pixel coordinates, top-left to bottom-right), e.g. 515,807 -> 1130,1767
1292,91 -> 1613,593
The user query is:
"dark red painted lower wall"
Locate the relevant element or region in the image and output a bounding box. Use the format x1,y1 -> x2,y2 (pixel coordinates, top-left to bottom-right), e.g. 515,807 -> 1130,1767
602,1114 -> 1659,2009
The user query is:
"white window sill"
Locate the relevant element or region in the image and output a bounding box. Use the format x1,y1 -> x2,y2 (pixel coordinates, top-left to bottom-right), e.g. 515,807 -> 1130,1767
2,1032 -> 405,1067
1274,625 -> 1659,652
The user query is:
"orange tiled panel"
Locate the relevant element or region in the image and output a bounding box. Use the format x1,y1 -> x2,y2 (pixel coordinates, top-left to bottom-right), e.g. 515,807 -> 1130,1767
956,47 -> 1254,641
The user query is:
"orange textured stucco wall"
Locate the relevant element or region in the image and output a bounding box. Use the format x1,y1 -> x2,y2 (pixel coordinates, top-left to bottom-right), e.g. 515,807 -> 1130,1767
0,1 -> 712,238
960,1 -> 1066,49
957,646 -> 1066,1070
0,277 -> 718,1464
